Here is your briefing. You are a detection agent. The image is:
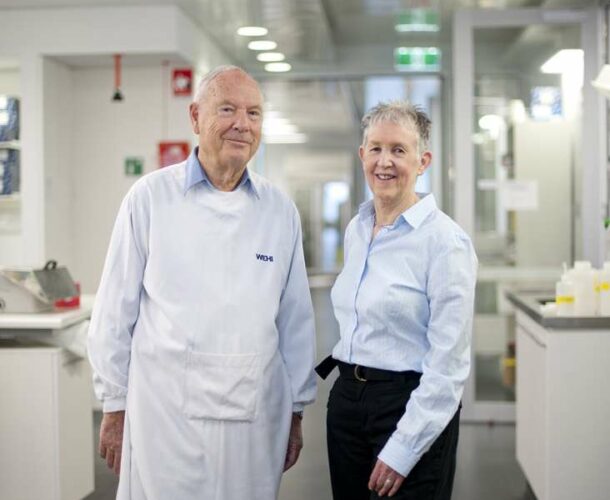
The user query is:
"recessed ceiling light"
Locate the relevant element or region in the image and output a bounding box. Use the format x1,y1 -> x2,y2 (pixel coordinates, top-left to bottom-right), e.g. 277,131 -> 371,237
540,49 -> 583,74
248,40 -> 278,51
237,26 -> 268,37
257,52 -> 286,62
264,62 -> 292,73
264,133 -> 308,144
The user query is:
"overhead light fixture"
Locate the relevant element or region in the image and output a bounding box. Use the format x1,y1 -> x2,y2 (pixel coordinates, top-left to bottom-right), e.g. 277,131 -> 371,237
395,9 -> 440,33
237,26 -> 268,37
540,49 -> 583,74
257,52 -> 285,62
248,40 -> 277,51
264,62 -> 291,73
264,133 -> 308,144
264,121 -> 298,135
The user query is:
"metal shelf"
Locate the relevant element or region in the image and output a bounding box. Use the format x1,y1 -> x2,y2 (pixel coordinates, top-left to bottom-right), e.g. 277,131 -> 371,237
0,193 -> 20,208
0,141 -> 20,150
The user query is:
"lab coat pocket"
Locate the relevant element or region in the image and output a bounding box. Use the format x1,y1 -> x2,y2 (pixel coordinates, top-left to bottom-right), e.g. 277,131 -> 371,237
183,351 -> 261,421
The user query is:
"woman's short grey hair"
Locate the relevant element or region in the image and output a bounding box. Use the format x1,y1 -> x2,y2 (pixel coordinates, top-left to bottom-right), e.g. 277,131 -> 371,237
361,101 -> 431,154
193,65 -> 258,103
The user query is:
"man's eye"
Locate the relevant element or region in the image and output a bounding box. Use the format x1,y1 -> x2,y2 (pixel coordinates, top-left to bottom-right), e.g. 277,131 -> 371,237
219,106 -> 234,114
249,110 -> 261,118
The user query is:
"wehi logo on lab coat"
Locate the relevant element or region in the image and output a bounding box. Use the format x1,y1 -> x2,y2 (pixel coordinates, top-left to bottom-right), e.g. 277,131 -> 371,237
256,253 -> 274,262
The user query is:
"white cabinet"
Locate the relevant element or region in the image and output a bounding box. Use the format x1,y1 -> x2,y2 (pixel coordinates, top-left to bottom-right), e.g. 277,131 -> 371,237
0,344 -> 94,500
0,299 -> 94,500
515,311 -> 610,500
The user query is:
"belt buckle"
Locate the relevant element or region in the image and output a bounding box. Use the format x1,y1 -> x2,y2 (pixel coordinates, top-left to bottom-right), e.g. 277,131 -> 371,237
354,365 -> 367,382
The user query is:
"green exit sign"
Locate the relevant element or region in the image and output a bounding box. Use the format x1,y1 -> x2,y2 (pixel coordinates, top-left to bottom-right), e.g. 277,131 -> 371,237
395,9 -> 440,32
394,47 -> 441,72
125,157 -> 144,176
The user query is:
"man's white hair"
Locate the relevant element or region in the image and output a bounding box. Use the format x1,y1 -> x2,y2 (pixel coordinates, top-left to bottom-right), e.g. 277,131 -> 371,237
361,100 -> 431,155
193,65 -> 260,103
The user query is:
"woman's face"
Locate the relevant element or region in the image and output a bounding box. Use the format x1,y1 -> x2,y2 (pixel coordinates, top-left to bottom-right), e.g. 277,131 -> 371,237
359,120 -> 431,207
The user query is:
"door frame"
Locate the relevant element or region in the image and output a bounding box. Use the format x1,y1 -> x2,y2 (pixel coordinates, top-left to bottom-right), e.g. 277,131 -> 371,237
453,7 -> 606,422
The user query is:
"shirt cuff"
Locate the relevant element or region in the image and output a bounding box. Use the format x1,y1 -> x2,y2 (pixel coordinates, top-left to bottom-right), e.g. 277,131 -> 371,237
292,402 -> 305,413
103,396 -> 127,413
377,434 -> 421,477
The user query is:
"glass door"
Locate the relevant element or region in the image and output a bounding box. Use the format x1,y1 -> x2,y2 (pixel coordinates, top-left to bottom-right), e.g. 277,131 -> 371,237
453,7 -> 605,422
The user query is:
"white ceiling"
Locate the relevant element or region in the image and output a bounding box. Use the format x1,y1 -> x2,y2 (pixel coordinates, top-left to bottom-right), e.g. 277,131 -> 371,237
0,0 -> 600,148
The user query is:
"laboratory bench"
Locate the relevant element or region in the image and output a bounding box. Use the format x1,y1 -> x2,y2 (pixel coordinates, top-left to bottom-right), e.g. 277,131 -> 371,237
506,290 -> 610,500
0,295 -> 95,500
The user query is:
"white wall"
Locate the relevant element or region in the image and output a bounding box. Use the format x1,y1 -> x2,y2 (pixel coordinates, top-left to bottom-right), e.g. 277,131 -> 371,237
0,5 -> 232,275
0,69 -> 20,96
70,64 -> 194,292
43,58 -> 75,272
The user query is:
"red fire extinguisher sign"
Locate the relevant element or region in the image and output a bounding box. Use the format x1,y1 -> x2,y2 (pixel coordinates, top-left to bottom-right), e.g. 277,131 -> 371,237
172,68 -> 193,97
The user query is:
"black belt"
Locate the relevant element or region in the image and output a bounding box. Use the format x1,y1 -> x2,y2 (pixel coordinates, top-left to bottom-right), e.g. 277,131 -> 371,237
315,355 -> 421,383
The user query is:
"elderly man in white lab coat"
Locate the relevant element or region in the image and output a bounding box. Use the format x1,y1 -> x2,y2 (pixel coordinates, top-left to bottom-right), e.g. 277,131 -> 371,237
87,65 -> 317,500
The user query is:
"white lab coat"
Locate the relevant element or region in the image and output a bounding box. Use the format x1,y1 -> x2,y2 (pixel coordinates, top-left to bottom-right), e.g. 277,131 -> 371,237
88,158 -> 317,499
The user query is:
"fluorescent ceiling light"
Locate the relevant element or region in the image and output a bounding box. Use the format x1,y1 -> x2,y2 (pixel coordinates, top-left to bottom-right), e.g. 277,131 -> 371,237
264,133 -> 308,144
237,26 -> 268,36
264,123 -> 298,135
257,52 -> 285,62
478,114 -> 504,132
264,62 -> 291,72
248,40 -> 278,51
540,49 -> 583,74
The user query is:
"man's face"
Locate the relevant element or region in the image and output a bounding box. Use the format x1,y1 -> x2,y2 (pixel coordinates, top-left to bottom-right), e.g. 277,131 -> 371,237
190,71 -> 263,172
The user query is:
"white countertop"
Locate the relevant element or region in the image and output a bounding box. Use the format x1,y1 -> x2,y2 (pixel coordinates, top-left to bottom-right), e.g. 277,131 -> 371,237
0,295 -> 94,330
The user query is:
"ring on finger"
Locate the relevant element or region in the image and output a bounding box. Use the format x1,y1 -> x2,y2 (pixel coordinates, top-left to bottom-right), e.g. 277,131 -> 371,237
384,478 -> 393,484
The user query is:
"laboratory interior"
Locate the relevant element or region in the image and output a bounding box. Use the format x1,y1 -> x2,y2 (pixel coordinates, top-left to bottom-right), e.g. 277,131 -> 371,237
0,0 -> 609,499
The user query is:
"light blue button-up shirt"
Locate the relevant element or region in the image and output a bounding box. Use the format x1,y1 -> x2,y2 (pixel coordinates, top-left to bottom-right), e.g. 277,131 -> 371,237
331,193 -> 477,477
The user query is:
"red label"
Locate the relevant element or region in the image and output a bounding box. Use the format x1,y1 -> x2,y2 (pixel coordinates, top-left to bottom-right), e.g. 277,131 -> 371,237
172,68 -> 193,96
158,141 -> 190,168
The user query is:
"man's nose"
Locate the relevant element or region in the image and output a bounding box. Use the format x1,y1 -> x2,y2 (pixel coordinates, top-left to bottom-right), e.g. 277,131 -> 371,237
232,109 -> 250,132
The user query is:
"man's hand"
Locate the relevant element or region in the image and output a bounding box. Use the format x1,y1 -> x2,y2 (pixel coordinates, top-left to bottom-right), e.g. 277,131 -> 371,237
283,413 -> 303,472
99,410 -> 125,475
368,458 -> 405,497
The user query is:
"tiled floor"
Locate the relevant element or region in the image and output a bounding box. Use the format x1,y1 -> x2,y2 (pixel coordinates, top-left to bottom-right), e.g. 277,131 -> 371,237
84,289 -> 535,500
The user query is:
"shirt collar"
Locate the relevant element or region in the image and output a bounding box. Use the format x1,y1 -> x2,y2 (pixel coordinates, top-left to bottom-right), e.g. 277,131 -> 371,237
358,192 -> 437,229
184,147 -> 259,198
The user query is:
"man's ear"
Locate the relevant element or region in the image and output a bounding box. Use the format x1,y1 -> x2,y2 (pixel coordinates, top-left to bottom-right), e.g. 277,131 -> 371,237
189,102 -> 200,134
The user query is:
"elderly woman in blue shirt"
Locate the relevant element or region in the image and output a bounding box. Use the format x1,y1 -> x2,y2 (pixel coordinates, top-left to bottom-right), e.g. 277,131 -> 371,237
317,101 -> 477,499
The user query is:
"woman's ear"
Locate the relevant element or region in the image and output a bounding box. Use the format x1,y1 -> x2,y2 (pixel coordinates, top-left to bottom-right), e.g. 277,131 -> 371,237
418,151 -> 432,175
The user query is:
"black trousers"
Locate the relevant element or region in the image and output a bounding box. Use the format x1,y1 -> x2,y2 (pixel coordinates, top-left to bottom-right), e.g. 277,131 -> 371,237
326,373 -> 460,500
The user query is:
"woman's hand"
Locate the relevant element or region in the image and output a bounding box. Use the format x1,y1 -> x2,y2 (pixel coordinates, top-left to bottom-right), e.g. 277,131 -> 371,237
368,458 -> 405,497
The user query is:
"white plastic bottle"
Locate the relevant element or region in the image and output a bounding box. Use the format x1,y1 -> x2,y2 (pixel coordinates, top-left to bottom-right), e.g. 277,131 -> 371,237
573,261 -> 597,316
599,262 -> 610,316
555,278 -> 575,316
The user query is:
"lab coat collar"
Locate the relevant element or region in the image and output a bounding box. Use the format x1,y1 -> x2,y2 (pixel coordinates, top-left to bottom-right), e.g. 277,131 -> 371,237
184,147 -> 260,198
